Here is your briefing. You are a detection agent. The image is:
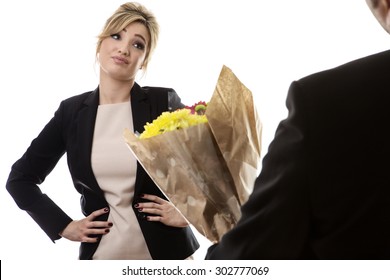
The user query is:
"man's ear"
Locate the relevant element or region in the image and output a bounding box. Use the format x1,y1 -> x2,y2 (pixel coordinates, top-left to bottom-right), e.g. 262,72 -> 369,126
366,0 -> 390,33
384,3 -> 390,32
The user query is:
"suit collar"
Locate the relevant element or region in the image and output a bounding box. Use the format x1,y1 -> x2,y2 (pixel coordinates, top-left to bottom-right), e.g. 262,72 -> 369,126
82,83 -> 149,110
83,83 -> 151,133
83,86 -> 100,107
130,83 -> 151,134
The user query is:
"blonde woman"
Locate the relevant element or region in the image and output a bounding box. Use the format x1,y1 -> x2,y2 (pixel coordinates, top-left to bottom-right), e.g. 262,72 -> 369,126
6,2 -> 199,260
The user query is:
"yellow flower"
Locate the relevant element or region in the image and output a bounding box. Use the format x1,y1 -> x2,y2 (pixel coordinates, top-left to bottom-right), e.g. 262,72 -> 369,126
139,108 -> 208,139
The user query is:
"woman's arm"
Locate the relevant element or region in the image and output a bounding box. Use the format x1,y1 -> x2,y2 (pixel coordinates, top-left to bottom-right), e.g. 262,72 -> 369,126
6,101 -> 73,241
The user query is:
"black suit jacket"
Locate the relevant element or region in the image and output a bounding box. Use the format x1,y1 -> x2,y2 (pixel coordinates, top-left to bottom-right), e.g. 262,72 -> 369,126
6,83 -> 199,259
206,50 -> 390,259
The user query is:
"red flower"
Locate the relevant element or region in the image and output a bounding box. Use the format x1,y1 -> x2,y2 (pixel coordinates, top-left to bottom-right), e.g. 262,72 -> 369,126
184,101 -> 208,115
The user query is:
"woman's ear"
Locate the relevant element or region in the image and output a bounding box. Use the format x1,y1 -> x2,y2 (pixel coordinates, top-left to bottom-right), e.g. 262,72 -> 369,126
366,0 -> 390,33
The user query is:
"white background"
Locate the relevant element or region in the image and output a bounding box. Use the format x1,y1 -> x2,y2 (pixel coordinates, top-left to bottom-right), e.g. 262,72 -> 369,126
0,0 -> 389,274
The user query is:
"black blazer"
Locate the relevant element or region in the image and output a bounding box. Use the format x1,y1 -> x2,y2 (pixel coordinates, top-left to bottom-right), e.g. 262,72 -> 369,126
6,83 -> 199,259
206,50 -> 390,259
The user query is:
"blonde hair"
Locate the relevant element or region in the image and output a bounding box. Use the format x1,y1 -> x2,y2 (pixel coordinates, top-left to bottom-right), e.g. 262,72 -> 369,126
96,2 -> 159,71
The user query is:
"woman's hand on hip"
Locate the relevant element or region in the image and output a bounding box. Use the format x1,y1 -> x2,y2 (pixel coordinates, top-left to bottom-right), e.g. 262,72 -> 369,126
59,207 -> 113,243
135,194 -> 189,228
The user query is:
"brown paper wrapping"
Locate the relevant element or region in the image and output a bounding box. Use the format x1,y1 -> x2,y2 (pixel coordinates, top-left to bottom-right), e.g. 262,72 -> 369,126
206,66 -> 262,204
123,65 -> 262,242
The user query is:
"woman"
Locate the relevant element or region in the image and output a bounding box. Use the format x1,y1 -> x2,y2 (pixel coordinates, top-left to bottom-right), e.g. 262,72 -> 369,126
6,2 -> 199,260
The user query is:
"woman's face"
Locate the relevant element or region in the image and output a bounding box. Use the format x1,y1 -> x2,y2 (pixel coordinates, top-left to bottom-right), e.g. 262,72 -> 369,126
98,22 -> 150,82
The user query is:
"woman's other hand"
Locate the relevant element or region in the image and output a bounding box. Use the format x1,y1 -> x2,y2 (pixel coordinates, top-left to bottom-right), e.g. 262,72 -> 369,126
59,207 -> 113,242
135,194 -> 189,228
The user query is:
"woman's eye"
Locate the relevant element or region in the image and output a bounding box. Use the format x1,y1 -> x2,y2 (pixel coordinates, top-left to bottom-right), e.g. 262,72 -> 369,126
110,34 -> 121,40
133,42 -> 145,50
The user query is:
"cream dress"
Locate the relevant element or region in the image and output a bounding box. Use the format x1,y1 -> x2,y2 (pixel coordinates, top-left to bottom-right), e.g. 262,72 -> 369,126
91,102 -> 152,259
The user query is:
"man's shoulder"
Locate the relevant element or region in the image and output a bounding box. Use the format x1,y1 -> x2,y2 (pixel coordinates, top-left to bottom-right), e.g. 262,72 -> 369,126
334,49 -> 390,72
299,49 -> 390,85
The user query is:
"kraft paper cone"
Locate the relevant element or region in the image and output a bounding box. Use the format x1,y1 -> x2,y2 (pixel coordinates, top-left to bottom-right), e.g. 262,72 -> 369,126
206,65 -> 262,204
123,65 -> 262,242
124,124 -> 240,242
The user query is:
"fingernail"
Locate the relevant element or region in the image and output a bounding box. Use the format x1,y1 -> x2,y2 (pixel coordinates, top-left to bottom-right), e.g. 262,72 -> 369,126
105,229 -> 110,233
137,208 -> 143,212
104,207 -> 109,212
108,222 -> 113,227
139,194 -> 145,198
134,203 -> 139,208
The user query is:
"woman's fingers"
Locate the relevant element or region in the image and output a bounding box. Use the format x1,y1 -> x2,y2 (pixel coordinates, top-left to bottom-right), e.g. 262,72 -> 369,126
87,227 -> 111,236
81,236 -> 100,243
136,196 -> 166,214
88,220 -> 113,229
146,215 -> 163,222
86,207 -> 113,228
59,207 -> 113,243
136,194 -> 189,227
137,202 -> 162,210
140,194 -> 164,203
87,207 -> 110,220
139,206 -> 160,215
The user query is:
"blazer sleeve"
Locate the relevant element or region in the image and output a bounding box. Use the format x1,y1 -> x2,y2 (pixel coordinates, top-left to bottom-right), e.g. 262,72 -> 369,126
206,81 -> 312,259
6,101 -> 73,242
167,88 -> 185,111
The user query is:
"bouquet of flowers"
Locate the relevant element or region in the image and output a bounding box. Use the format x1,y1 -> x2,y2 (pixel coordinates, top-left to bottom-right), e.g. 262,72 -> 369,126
123,65 -> 262,242
139,102 -> 208,139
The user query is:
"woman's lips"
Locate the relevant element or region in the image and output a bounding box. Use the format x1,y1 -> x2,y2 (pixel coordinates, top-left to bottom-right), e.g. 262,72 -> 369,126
112,56 -> 129,64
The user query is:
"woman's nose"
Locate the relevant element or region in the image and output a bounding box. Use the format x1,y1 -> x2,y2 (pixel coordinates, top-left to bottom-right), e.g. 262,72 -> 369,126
118,45 -> 129,56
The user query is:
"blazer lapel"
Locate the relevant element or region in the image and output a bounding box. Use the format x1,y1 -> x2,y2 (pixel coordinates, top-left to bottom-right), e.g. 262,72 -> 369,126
131,83 -> 151,134
129,83 -> 153,198
74,87 -> 102,194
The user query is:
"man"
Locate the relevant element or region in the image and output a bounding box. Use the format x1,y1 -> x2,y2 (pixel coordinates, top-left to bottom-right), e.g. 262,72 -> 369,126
206,0 -> 390,259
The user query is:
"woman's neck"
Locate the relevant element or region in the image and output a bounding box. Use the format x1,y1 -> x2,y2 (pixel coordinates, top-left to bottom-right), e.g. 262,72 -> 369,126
99,77 -> 134,105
